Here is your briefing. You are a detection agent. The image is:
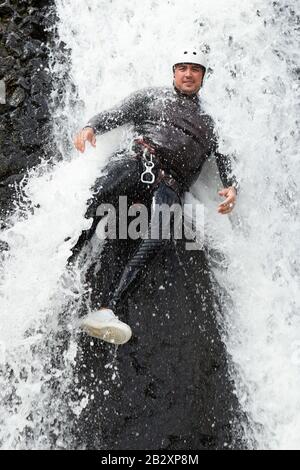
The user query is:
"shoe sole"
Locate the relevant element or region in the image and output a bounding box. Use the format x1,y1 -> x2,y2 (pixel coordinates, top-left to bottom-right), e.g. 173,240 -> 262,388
81,320 -> 132,345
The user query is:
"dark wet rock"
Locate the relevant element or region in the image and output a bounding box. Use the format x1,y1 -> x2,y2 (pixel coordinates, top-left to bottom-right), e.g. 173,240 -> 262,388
22,38 -> 46,60
16,75 -> 31,90
5,32 -> 23,56
70,237 -> 246,450
0,0 -> 58,218
0,43 -> 9,58
0,56 -> 15,76
0,2 -> 14,18
7,86 -> 26,107
21,16 -> 49,43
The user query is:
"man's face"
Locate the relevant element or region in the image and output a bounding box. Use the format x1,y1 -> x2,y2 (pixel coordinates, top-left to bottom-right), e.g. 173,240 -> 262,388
174,63 -> 205,95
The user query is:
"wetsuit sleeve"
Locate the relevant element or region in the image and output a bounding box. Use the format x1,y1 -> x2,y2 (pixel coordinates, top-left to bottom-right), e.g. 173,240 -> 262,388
215,151 -> 239,193
85,89 -> 146,135
209,118 -> 239,193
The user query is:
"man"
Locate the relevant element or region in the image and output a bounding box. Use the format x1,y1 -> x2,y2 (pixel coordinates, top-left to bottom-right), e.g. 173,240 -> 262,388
72,47 -> 238,346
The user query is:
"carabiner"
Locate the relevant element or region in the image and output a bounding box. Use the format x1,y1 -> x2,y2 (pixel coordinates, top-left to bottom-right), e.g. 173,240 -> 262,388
141,150 -> 155,184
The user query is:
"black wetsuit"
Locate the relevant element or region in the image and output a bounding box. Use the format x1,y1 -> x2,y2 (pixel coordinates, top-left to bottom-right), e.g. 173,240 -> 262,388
69,86 -> 238,310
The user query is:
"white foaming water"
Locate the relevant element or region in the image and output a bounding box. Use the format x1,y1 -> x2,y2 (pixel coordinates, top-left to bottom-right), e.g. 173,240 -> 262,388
0,0 -> 299,449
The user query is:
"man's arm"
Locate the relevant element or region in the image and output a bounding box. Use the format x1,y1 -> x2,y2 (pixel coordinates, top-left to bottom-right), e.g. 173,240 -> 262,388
85,89 -> 146,135
207,114 -> 239,215
214,151 -> 239,215
215,151 -> 239,194
74,89 -> 147,152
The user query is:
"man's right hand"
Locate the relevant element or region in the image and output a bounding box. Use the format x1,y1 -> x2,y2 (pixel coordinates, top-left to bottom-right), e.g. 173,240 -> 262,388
74,127 -> 96,153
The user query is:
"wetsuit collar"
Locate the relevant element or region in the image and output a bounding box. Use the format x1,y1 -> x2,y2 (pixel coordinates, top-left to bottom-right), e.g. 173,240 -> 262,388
173,83 -> 200,102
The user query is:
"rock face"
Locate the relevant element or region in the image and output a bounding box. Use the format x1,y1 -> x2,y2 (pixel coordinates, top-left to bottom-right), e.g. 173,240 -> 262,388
0,0 -> 56,219
71,237 -> 245,450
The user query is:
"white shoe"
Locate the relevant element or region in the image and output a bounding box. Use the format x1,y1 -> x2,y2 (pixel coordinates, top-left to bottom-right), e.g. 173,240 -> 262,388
80,308 -> 132,345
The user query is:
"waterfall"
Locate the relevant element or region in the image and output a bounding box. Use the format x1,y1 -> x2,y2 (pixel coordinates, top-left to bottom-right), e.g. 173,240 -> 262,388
0,0 -> 299,450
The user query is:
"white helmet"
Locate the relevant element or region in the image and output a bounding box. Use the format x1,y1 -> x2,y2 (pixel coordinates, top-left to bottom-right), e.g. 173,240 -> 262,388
172,47 -> 208,76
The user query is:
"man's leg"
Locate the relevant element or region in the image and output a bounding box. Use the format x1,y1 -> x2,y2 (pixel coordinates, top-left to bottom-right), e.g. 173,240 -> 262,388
107,181 -> 181,310
80,181 -> 181,345
67,157 -> 142,265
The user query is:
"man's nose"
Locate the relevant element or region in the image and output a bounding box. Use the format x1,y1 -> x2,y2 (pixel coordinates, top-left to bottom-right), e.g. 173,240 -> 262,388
184,68 -> 193,77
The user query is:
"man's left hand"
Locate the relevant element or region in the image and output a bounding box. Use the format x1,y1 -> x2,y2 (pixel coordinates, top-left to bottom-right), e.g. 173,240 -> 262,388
218,187 -> 237,215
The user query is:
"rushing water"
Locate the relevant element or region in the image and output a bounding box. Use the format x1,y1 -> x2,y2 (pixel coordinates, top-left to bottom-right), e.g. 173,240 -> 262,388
0,0 -> 299,449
